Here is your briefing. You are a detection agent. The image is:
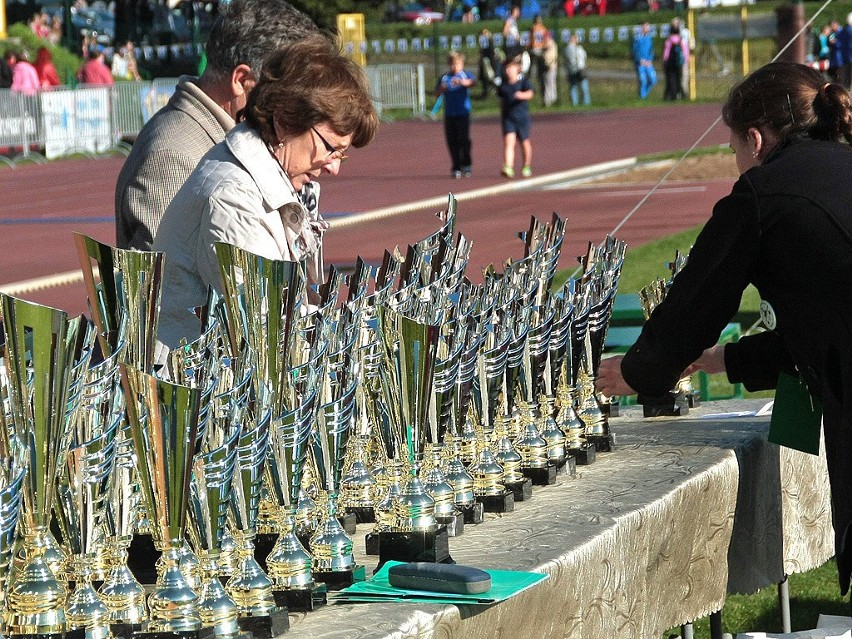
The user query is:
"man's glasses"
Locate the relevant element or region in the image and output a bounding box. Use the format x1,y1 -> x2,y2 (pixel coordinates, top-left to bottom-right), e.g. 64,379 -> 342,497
311,126 -> 349,162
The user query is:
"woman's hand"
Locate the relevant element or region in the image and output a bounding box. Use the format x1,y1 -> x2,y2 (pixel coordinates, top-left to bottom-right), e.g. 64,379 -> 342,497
595,355 -> 636,397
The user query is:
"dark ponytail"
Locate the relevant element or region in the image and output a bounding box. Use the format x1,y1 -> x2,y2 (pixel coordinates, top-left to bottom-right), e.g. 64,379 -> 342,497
722,62 -> 852,145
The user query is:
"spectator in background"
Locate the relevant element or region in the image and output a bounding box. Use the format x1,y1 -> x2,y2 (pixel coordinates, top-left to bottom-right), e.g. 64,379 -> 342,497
115,0 -> 320,251
503,4 -> 520,47
124,42 -> 141,81
78,45 -> 114,85
436,50 -> 475,179
829,20 -> 843,83
111,45 -> 128,79
662,25 -> 686,100
0,51 -> 14,89
565,33 -> 590,106
498,53 -> 534,178
840,13 -> 852,88
35,47 -> 61,87
477,28 -> 501,98
672,16 -> 693,98
632,22 -> 656,99
11,50 -> 40,96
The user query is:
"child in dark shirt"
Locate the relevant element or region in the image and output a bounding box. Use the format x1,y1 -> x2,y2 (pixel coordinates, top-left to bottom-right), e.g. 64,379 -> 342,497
497,55 -> 534,178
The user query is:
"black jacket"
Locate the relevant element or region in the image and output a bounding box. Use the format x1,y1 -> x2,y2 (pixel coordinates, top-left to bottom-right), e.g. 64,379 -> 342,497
621,136 -> 852,592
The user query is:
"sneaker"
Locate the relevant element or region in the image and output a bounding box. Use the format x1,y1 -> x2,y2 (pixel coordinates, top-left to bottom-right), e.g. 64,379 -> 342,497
522,165 -> 532,177
501,165 -> 514,178
462,166 -> 472,178
452,170 -> 462,179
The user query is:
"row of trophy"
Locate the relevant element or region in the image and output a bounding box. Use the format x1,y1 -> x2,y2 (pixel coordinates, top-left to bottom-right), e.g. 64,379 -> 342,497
0,194 -> 626,639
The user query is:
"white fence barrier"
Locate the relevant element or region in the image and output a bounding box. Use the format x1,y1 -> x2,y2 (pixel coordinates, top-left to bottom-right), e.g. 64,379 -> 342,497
0,64 -> 425,163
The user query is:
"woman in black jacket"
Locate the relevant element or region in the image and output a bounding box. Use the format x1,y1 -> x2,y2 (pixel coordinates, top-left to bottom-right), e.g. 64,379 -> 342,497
597,62 -> 852,595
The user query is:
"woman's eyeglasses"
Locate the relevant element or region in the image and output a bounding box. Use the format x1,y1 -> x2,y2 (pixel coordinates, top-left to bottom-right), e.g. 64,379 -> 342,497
311,127 -> 349,162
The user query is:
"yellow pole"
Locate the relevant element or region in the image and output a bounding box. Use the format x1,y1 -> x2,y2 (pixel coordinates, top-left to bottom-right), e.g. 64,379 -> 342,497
741,5 -> 750,76
0,0 -> 7,40
688,8 -> 696,100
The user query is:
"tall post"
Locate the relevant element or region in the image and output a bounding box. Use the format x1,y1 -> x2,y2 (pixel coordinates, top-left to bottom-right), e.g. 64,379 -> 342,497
775,0 -> 806,64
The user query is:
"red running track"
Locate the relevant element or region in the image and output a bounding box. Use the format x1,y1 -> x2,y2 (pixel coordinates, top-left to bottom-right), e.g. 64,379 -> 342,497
0,102 -> 732,317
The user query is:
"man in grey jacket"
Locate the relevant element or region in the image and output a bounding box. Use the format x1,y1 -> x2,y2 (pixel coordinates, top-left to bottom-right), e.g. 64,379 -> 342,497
114,0 -> 318,250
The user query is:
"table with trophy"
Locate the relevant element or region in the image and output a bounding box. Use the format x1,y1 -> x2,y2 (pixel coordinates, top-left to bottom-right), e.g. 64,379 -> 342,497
0,195 -> 833,639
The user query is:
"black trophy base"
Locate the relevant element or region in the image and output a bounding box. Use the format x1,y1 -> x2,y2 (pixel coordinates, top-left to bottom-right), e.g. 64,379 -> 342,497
338,512 -> 357,536
522,463 -> 558,486
313,564 -> 366,591
273,581 -> 328,612
568,442 -> 596,465
600,400 -> 620,418
586,432 -> 616,452
505,478 -> 533,502
436,512 -> 464,537
460,501 -> 484,524
377,526 -> 452,569
349,506 -> 376,524
365,531 -> 380,556
111,622 -> 145,639
476,490 -> 514,513
235,608 -> 289,639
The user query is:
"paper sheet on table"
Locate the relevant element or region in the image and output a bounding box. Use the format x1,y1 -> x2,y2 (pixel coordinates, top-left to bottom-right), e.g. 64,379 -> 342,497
332,560 -> 548,605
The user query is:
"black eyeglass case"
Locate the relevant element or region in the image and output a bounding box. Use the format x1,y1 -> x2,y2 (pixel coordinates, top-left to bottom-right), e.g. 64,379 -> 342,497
387,562 -> 492,595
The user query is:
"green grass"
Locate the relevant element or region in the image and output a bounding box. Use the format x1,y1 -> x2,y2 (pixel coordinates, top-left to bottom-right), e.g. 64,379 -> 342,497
663,559 -> 848,638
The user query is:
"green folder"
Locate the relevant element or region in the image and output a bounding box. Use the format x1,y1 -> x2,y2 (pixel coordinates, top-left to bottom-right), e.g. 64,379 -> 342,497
331,561 -> 548,605
767,371 -> 822,456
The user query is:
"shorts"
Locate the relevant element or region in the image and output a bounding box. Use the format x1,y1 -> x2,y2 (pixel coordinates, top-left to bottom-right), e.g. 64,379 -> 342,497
502,113 -> 531,141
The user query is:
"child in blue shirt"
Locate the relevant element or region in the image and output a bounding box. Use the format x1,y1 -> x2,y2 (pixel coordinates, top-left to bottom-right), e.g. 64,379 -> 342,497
497,54 -> 534,178
436,50 -> 475,178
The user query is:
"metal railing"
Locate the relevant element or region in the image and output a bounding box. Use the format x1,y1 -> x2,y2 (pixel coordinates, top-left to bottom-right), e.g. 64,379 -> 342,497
0,64 -> 428,164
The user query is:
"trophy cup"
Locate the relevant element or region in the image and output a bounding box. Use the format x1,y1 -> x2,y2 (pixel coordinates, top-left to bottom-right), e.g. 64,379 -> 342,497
375,305 -> 451,566
468,325 -> 514,513
54,416 -> 118,639
265,389 -> 328,609
512,312 -> 558,487
123,367 -> 202,637
2,295 -> 95,637
186,422 -> 240,639
310,380 -> 367,587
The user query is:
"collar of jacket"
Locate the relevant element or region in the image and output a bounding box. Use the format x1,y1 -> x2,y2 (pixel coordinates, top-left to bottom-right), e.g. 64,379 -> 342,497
224,122 -> 304,214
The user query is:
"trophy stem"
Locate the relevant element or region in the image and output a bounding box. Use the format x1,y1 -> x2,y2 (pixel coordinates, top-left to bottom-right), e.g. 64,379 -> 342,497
225,531 -> 275,617
196,552 -> 240,639
6,528 -> 67,635
147,546 -> 201,633
98,537 -> 147,624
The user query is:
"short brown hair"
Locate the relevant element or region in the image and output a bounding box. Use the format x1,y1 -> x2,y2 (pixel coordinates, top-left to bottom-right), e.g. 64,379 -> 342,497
242,34 -> 379,149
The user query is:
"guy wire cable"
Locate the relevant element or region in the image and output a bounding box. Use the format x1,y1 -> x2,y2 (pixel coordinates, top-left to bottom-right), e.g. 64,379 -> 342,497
571,0 -> 836,284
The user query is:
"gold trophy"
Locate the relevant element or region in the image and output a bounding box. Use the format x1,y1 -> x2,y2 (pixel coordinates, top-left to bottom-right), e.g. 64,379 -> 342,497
2,295 -> 95,637
123,367 -> 202,636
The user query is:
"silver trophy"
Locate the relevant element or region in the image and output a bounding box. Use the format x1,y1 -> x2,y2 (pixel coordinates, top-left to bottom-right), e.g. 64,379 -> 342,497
123,367 -> 202,634
187,422 -> 240,638
2,295 -> 94,636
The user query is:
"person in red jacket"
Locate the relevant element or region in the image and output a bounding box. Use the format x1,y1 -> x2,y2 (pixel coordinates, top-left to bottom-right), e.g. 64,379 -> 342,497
34,47 -> 61,88
78,45 -> 114,86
